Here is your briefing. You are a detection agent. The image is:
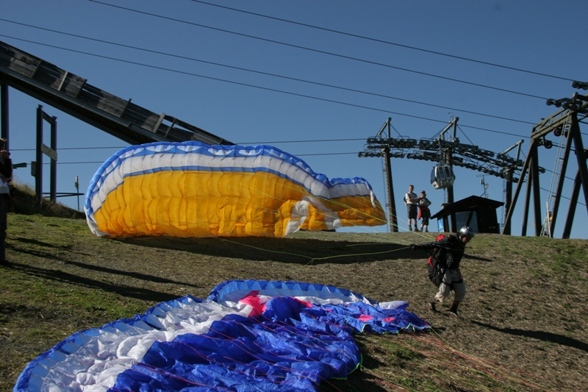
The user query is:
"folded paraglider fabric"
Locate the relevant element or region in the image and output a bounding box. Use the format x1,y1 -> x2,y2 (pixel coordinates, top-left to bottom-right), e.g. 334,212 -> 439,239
14,279 -> 429,392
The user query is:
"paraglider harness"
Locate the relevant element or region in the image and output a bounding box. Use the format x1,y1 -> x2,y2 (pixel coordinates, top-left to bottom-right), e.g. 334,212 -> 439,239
427,234 -> 452,287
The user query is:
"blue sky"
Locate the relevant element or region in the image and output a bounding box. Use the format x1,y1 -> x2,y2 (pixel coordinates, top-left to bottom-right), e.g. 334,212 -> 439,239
1,0 -> 587,238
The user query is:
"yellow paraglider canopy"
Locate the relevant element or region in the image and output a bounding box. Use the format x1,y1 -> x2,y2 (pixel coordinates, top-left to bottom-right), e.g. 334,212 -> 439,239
85,142 -> 386,238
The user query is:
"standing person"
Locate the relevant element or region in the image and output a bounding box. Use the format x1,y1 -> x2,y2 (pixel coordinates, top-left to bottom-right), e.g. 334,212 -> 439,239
404,184 -> 419,231
418,190 -> 432,232
411,226 -> 475,318
0,138 -> 12,264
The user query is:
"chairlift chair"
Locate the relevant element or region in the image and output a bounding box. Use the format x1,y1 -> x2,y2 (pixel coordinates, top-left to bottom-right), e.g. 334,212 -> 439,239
431,163 -> 455,189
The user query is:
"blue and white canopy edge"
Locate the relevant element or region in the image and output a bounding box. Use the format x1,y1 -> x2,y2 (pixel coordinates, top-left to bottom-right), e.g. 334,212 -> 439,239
14,280 -> 429,392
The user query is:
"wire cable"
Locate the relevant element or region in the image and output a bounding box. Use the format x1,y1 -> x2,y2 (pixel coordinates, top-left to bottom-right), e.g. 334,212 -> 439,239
0,34 -> 534,139
89,1 -> 551,101
0,19 -> 535,126
190,0 -> 577,82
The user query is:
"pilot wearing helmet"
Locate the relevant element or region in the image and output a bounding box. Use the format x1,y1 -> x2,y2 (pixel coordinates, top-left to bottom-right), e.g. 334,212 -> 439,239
411,226 -> 475,318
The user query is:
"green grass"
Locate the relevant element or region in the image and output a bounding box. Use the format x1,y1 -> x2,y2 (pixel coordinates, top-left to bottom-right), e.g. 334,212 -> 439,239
1,192 -> 587,391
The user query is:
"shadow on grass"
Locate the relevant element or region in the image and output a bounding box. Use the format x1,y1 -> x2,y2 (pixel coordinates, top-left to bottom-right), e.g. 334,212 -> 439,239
9,239 -> 200,288
465,254 -> 494,262
10,237 -> 72,249
2,261 -> 184,304
471,321 -> 588,352
318,370 -> 389,392
116,236 -> 418,264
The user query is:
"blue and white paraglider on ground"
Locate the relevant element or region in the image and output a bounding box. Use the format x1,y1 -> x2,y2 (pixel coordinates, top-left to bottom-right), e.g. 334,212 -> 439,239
14,279 -> 429,391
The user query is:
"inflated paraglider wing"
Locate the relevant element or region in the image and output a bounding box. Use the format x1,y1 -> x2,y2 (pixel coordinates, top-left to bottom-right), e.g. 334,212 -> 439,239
84,142 -> 386,238
14,280 -> 429,392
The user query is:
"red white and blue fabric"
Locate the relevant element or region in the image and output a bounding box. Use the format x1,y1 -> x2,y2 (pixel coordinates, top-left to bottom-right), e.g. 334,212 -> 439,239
14,280 -> 429,391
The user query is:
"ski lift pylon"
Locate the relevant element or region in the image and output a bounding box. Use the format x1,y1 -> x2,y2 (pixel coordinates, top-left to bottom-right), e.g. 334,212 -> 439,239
431,163 -> 455,189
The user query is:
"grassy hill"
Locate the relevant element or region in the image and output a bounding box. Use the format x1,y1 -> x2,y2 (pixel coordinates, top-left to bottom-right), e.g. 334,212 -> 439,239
1,193 -> 587,391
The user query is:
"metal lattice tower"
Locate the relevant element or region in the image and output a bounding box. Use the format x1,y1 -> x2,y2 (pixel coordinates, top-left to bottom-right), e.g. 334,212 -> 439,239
503,89 -> 588,238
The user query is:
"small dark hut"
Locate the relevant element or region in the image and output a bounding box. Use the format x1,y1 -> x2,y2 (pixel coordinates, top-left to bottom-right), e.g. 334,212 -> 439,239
431,195 -> 504,234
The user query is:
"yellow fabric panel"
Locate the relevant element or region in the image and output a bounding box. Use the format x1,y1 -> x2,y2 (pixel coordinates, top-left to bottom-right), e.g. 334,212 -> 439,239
93,170 -> 310,238
330,195 -> 387,226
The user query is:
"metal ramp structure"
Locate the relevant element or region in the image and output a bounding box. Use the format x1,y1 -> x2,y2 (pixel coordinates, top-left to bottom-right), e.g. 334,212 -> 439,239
0,40 -> 233,146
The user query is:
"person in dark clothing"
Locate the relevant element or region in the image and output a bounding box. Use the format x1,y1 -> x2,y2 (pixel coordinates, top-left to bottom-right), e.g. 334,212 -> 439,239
411,226 -> 474,318
0,138 -> 13,264
417,190 -> 431,232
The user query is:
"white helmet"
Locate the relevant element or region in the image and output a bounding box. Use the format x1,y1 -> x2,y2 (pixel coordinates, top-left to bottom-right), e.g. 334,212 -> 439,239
458,226 -> 475,239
